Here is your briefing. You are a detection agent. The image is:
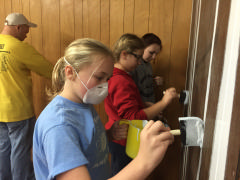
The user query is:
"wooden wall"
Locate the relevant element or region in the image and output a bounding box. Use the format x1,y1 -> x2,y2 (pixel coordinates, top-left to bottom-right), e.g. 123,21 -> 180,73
183,0 -> 233,179
0,0 -> 192,179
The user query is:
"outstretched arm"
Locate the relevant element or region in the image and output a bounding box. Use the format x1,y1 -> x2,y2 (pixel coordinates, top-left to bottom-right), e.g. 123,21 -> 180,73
109,120 -> 174,180
56,121 -> 174,180
143,87 -> 178,120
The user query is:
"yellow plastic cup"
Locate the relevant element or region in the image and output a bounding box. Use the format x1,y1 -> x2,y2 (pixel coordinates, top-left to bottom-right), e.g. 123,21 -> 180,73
120,120 -> 148,159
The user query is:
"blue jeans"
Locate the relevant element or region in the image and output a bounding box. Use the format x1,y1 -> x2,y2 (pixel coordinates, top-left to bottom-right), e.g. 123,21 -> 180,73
109,142 -> 132,176
0,117 -> 36,180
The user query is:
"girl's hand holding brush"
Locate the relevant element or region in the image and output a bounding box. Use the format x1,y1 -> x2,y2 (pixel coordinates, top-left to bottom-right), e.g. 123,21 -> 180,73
161,87 -> 179,106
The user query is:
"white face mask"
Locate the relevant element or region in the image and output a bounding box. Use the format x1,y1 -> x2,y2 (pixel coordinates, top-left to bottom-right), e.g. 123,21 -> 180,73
64,57 -> 108,104
82,82 -> 108,104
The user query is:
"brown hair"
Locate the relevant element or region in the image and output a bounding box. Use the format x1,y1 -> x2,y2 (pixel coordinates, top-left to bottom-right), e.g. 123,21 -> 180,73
142,33 -> 162,50
113,33 -> 145,61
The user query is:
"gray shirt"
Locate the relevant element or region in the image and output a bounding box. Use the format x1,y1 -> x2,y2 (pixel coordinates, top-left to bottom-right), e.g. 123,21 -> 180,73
131,59 -> 155,103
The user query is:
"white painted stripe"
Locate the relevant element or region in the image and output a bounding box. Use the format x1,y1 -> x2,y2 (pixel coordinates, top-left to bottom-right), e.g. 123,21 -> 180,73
196,0 -> 220,179
182,0 -> 202,179
182,0 -> 203,179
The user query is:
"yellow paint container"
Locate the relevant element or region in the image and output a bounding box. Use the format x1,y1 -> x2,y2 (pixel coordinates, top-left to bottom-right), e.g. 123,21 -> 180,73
120,120 -> 148,159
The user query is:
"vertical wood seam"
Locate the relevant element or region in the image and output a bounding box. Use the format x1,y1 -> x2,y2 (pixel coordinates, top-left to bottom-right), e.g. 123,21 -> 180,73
59,0 -> 62,56
73,0 -> 75,40
148,0 -> 150,32
40,0 -> 43,55
168,0 -> 176,84
133,0 -> 135,33
100,0 -> 101,40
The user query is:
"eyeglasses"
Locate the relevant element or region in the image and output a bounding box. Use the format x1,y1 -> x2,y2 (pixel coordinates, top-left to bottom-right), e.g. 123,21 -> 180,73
149,51 -> 156,55
129,52 -> 142,61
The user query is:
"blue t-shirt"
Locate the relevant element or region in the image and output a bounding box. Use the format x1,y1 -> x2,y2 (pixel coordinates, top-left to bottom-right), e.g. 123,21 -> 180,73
33,95 -> 111,180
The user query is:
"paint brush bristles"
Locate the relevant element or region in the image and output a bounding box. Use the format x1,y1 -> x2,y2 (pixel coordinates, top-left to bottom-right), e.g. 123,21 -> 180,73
170,117 -> 204,147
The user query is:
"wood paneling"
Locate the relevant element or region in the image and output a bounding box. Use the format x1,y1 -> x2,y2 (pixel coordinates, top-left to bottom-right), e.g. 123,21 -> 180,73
22,0 -> 31,44
184,0 -> 231,179
169,0 -> 192,89
41,0 -> 60,63
0,1 -> 6,31
110,0 -> 124,47
183,0 -> 218,177
60,0 -> 75,55
123,0 -> 134,33
199,0 -> 231,179
4,0 -> 12,16
185,0 -> 199,92
30,0 -> 50,116
149,0 -> 174,94
99,0 -> 111,125
29,0 -> 43,54
74,0 -> 83,39
153,0 -> 193,179
100,0 -> 110,46
11,0 -> 22,15
184,0 -> 218,177
1,1 -> 192,179
83,0 -> 101,40
134,0 -> 149,36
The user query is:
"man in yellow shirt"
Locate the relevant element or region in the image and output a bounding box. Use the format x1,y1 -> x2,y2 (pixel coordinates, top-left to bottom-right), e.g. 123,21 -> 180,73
0,13 -> 53,179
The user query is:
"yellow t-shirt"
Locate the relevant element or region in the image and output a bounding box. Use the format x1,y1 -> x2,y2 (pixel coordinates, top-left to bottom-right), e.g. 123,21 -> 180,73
0,34 -> 53,122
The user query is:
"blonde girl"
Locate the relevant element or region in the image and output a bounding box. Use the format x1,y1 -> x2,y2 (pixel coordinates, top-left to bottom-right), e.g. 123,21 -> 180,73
33,38 -> 174,180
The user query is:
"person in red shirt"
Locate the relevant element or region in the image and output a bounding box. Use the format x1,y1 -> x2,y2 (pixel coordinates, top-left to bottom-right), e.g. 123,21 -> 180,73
104,33 -> 178,175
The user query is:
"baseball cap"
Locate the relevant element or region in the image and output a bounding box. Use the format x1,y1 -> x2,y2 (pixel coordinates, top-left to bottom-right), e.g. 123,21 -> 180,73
4,13 -> 37,27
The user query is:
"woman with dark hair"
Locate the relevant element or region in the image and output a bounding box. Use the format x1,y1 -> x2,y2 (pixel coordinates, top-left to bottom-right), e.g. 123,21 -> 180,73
132,33 -> 163,105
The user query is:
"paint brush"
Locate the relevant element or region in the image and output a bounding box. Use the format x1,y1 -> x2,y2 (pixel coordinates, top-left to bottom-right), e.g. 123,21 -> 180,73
163,90 -> 189,105
170,117 -> 204,147
179,90 -> 189,105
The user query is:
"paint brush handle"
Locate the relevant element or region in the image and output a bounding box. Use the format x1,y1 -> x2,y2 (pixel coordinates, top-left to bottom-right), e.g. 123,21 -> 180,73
163,91 -> 180,98
170,129 -> 181,136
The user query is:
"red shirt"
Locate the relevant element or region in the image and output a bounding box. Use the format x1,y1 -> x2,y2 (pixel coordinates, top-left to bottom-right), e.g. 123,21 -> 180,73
104,67 -> 147,146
